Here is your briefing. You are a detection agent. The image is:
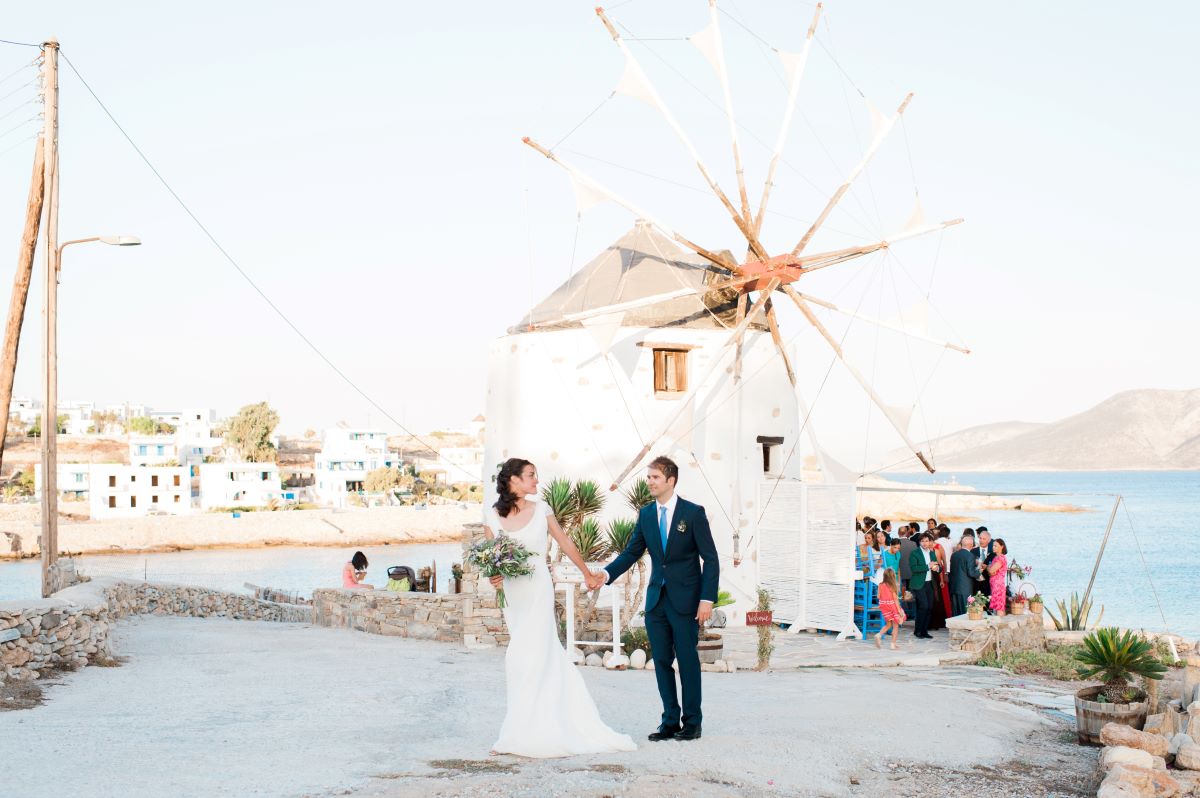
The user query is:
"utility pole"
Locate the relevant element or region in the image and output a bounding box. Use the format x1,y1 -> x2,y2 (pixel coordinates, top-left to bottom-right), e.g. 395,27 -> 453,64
40,40 -> 60,597
0,137 -> 45,476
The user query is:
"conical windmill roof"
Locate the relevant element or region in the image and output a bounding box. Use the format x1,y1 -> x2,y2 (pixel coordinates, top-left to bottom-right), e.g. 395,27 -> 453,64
512,221 -> 759,333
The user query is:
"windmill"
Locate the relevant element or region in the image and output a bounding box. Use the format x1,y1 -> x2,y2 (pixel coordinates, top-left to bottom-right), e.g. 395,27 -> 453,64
521,3 -> 969,493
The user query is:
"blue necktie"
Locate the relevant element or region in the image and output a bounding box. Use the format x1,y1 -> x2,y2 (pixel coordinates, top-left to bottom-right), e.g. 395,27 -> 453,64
658,505 -> 669,553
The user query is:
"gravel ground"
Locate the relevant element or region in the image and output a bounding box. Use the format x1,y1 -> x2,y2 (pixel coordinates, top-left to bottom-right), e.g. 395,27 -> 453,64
0,617 -> 1097,797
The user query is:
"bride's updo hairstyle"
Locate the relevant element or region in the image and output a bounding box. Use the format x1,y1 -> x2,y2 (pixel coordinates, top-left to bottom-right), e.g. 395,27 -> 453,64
494,457 -> 533,518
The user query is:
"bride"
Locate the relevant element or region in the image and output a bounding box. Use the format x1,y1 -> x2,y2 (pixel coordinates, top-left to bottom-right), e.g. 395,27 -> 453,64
483,457 -> 637,758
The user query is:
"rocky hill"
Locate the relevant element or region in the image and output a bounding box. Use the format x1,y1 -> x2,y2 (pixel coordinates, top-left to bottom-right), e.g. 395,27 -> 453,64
887,389 -> 1200,471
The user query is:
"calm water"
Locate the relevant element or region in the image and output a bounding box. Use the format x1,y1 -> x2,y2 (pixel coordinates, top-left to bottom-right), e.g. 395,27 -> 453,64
2,471 -> 1196,638
0,542 -> 464,603
882,471 -> 1200,639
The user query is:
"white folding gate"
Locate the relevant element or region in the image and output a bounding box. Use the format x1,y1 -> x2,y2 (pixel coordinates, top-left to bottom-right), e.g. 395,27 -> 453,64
757,480 -> 857,636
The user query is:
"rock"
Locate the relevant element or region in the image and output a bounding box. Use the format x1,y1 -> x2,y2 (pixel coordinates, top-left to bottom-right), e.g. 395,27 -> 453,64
645,660 -> 655,671
1096,782 -> 1143,798
727,661 -> 738,674
1102,723 -> 1171,758
1145,714 -> 1170,738
1170,734 -> 1194,756
1101,763 -> 1162,797
585,653 -> 603,668
1102,746 -> 1156,771
605,654 -> 629,671
629,649 -> 647,669
1177,742 -> 1200,771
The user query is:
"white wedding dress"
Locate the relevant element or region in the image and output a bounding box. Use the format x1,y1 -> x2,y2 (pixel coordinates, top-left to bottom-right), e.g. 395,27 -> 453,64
489,502 -> 637,758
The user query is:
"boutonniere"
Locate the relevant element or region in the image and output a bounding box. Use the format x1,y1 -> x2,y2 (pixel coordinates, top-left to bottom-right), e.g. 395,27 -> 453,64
676,520 -> 688,534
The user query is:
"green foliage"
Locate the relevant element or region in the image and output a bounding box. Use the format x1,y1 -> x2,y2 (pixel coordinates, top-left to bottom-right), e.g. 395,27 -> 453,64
975,646 -> 1087,681
27,414 -> 69,437
623,479 -> 653,513
967,592 -> 989,612
364,466 -> 403,493
1075,628 -> 1167,702
569,517 -> 607,562
571,480 -> 605,521
604,518 -> 637,556
1046,592 -> 1104,631
15,470 -> 35,496
713,589 -> 735,610
223,402 -> 280,463
542,477 -> 577,523
621,626 -> 651,657
127,416 -> 175,435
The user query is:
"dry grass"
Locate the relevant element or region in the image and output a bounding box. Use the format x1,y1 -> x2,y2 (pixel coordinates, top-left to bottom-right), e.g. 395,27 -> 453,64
427,759 -> 518,774
0,680 -> 44,711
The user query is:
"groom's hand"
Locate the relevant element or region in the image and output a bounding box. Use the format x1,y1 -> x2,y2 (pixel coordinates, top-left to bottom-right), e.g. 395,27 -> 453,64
695,601 -> 713,624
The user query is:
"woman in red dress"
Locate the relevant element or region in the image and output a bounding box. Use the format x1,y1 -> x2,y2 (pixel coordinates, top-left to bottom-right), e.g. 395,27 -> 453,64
875,568 -> 906,649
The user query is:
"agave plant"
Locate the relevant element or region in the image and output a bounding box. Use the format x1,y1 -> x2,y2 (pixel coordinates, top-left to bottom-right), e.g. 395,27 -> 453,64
1046,592 -> 1104,631
1075,627 -> 1167,703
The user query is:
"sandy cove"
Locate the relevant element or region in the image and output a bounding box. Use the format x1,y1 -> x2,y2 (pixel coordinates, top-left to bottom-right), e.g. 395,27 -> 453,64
853,474 -> 1089,523
0,504 -> 480,559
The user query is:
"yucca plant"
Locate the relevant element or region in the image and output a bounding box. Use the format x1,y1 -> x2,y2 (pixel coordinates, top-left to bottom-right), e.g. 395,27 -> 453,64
606,517 -> 646,632
569,517 -> 608,562
623,479 -> 653,513
1075,628 -> 1167,703
541,478 -> 578,529
1047,592 -> 1104,631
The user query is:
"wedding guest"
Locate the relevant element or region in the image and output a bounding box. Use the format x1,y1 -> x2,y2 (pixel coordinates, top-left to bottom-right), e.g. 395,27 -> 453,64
977,526 -> 993,556
986,538 -> 1009,614
342,551 -> 374,589
949,532 -> 981,616
907,533 -> 936,639
857,528 -> 882,577
898,526 -> 917,616
975,529 -> 993,599
874,568 -> 905,649
880,519 -> 892,543
935,526 -> 954,617
925,518 -> 938,534
882,536 -> 903,578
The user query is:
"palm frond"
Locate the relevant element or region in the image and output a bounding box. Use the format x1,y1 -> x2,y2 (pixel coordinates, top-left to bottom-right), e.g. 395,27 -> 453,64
572,480 -> 605,520
623,479 -> 653,514
570,516 -> 608,562
605,518 -> 637,556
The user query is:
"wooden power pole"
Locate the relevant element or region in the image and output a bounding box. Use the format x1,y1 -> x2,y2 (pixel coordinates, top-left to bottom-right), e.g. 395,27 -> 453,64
40,40 -> 60,597
0,138 -> 45,476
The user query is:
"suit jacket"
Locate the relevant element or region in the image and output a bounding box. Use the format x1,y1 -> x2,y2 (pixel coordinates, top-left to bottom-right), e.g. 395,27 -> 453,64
949,548 -> 980,595
908,547 -> 931,591
605,496 -> 719,616
898,538 -> 916,580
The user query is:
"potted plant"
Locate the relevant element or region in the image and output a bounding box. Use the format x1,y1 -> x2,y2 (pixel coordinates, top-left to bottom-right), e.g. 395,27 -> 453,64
451,563 -> 464,594
696,590 -> 736,665
1028,593 -> 1044,615
1072,628 -> 1167,745
966,592 -> 988,621
1010,594 -> 1027,615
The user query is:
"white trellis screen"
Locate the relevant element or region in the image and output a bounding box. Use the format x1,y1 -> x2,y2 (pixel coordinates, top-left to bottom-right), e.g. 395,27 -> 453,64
757,481 -> 857,634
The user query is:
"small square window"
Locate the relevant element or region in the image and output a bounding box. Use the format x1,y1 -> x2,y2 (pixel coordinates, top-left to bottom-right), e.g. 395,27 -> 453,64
652,348 -> 688,394
108,496 -> 116,508
152,495 -> 159,504
174,495 -> 180,503
173,475 -> 181,487
151,475 -> 159,487
108,475 -> 116,488
130,496 -> 137,508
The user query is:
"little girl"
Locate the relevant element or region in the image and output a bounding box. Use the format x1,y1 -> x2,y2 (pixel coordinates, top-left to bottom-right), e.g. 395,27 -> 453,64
875,568 -> 905,649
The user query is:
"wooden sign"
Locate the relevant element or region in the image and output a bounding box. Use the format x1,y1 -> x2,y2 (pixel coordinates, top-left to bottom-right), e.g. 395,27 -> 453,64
0,628 -> 20,643
745,611 -> 773,626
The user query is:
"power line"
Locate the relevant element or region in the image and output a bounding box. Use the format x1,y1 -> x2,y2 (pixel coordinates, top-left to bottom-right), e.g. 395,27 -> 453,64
57,50 -> 483,483
0,39 -> 42,49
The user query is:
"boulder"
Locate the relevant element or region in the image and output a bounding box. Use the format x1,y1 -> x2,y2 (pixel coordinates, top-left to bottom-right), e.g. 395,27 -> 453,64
605,654 -> 630,671
1177,742 -> 1200,771
1170,734 -> 1195,756
585,653 -> 603,668
1102,723 -> 1171,758
1144,714 -> 1172,738
629,649 -> 647,670
1102,763 -> 1180,797
1096,782 -> 1145,798
727,661 -> 738,674
1102,746 -> 1156,771
645,660 -> 655,671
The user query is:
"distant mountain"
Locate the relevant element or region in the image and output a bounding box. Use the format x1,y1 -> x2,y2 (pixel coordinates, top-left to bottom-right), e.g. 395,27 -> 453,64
886,389 -> 1200,471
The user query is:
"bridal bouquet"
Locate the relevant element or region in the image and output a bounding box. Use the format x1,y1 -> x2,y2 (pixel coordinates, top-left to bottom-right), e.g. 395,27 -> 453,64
466,535 -> 535,609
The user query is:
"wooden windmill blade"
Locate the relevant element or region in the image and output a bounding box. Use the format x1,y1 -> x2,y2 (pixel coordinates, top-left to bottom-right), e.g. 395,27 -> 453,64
596,6 -> 770,261
753,2 -> 822,237
792,291 -> 970,354
791,92 -> 915,256
780,284 -> 936,473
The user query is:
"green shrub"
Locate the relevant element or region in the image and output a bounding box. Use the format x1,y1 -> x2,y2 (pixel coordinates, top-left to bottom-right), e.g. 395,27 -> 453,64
621,627 -> 651,657
1076,627 -> 1167,703
976,647 -> 1087,681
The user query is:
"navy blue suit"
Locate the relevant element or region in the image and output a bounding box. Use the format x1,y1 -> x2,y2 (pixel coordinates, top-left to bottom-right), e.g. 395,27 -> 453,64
605,496 -> 719,729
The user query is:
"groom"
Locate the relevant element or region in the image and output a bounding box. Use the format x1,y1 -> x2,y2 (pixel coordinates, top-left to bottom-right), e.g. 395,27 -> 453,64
590,456 -> 719,742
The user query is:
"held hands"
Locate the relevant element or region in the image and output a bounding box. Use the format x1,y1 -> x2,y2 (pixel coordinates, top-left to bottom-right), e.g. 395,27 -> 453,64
584,570 -> 607,591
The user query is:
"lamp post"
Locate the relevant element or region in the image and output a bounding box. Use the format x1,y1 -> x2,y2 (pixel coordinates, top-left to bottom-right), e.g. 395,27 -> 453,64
41,235 -> 140,597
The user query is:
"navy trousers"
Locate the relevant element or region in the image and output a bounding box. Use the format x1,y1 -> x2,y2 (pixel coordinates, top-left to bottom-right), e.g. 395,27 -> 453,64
644,584 -> 702,728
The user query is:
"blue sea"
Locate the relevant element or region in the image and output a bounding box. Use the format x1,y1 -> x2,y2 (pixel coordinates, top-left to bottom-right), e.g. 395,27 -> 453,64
883,471 -> 1200,640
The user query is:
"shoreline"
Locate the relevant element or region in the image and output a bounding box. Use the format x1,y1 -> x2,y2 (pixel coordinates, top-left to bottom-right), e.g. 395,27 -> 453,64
0,534 -> 468,561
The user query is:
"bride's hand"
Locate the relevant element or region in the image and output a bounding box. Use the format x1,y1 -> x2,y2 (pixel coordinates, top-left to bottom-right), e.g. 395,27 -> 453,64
489,575 -> 503,589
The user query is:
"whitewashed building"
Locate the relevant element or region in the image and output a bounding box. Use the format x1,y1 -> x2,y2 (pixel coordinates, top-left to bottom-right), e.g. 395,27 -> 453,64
483,222 -> 812,617
128,435 -> 179,466
89,465 -> 191,518
8,397 -> 40,425
198,463 -> 282,510
468,414 -> 486,442
33,463 -> 92,501
314,428 -> 399,506
414,445 -> 485,483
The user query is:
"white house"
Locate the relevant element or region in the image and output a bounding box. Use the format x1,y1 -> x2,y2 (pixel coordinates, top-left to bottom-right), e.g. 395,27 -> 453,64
314,428 -> 399,506
468,414 -> 486,442
33,463 -> 92,501
58,400 -> 95,436
198,463 -> 282,510
414,445 -> 485,483
89,465 -> 191,518
129,435 -> 179,466
8,397 -> 40,425
483,222 -> 816,617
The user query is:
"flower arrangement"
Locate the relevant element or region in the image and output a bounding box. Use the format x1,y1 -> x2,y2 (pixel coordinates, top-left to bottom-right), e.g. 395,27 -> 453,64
966,592 -> 989,614
466,534 -> 535,609
1007,559 -> 1033,580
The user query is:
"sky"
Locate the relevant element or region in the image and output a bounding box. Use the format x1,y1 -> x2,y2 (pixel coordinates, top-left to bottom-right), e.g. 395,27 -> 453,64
1,1 -> 1197,467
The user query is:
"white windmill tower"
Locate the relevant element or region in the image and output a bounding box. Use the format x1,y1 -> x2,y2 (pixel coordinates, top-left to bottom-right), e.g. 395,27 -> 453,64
485,3 -> 969,630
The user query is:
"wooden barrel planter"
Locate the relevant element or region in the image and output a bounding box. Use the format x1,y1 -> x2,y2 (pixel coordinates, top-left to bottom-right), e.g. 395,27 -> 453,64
1074,686 -> 1148,745
698,633 -> 723,665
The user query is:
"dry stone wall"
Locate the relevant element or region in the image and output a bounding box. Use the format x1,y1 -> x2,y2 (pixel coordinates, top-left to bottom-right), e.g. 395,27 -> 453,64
946,611 -> 1046,656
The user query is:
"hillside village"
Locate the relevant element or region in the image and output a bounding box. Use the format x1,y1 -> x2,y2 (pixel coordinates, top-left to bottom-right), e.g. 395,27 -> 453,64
1,398 -> 485,520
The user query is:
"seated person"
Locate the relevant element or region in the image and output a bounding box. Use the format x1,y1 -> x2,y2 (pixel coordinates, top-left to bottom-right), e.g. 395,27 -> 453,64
342,551 -> 374,589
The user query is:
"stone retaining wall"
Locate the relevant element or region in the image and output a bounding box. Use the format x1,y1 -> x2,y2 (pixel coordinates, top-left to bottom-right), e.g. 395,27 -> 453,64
312,589 -> 507,645
1,577 -> 311,683
946,611 -> 1046,656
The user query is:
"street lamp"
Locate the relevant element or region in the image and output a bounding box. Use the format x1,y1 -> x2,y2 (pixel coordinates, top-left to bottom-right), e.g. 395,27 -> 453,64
41,234 -> 141,597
